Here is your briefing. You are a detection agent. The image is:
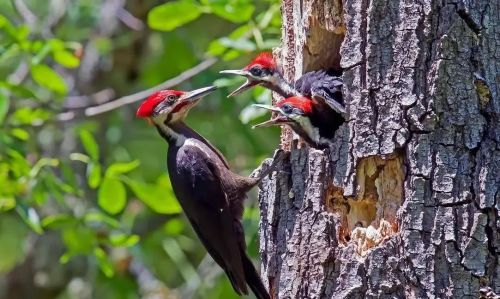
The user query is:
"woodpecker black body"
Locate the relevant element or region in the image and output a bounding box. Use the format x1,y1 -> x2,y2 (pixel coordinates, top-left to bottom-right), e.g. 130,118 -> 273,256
137,87 -> 273,299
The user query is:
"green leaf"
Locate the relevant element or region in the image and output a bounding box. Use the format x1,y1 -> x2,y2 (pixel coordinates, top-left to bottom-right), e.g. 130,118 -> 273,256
87,163 -> 101,188
0,92 -> 9,123
16,205 -> 43,234
0,197 -> 16,212
0,215 -> 29,272
219,37 -> 255,51
203,0 -> 254,23
0,81 -> 36,98
9,128 -> 29,141
109,233 -> 140,247
125,178 -> 181,214
30,64 -> 68,94
98,177 -> 127,215
53,50 -> 80,68
148,1 -> 202,32
94,247 -> 114,277
79,130 -> 99,160
42,214 -> 78,229
11,107 -> 51,125
106,160 -> 140,177
84,212 -> 120,228
62,226 -> 95,254
163,218 -> 184,235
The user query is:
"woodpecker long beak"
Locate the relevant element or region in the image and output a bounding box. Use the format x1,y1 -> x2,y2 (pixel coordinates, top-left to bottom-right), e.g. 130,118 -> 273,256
182,86 -> 217,103
219,69 -> 249,76
252,104 -> 282,113
173,86 -> 217,112
219,69 -> 257,97
251,104 -> 291,128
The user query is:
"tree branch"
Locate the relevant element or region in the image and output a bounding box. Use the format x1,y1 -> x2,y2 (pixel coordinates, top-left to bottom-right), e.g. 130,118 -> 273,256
57,57 -> 217,121
11,0 -> 36,27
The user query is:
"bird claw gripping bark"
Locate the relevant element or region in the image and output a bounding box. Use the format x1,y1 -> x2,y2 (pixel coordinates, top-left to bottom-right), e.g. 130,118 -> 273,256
250,149 -> 288,180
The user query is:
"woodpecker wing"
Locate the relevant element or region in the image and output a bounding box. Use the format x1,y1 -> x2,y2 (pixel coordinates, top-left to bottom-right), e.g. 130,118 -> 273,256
295,70 -> 346,116
168,143 -> 248,295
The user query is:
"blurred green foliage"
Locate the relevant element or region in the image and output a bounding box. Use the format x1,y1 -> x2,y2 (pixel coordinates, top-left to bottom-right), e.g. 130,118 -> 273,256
0,0 -> 280,298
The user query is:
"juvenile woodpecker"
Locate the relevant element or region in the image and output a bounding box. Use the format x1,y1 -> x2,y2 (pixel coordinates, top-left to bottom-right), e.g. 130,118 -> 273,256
220,52 -> 346,116
253,96 -> 343,149
136,86 -> 274,299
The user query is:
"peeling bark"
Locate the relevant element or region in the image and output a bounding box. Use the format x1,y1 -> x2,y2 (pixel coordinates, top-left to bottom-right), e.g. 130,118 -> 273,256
258,0 -> 499,298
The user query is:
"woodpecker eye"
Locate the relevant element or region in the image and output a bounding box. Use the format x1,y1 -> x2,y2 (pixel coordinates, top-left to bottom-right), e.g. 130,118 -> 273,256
166,95 -> 177,104
281,104 -> 293,114
250,67 -> 263,77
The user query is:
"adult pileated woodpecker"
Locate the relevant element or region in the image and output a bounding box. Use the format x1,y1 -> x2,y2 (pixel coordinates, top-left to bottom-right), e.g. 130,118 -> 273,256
136,86 -> 275,299
252,96 -> 341,149
220,52 -> 347,117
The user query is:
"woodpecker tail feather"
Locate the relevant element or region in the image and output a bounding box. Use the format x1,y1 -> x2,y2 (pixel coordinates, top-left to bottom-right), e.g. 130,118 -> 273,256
242,253 -> 271,299
225,269 -> 248,296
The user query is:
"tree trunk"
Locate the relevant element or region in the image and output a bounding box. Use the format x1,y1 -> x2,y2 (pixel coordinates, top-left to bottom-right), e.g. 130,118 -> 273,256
258,0 -> 499,298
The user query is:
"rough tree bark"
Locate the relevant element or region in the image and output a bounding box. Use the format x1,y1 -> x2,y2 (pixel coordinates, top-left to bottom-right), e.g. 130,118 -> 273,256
258,0 -> 499,298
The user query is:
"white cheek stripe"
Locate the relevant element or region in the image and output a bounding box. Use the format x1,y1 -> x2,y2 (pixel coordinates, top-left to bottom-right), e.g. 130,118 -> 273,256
298,117 -> 320,143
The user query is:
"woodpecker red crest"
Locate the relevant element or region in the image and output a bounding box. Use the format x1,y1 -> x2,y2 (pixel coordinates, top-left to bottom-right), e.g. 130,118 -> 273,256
276,96 -> 313,115
244,52 -> 276,70
136,90 -> 185,118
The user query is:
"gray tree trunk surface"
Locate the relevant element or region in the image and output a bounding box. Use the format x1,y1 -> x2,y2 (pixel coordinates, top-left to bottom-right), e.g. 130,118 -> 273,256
258,0 -> 499,298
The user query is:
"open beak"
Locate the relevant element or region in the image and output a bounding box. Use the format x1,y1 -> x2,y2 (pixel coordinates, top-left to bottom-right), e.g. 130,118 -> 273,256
219,69 -> 256,97
251,104 -> 291,128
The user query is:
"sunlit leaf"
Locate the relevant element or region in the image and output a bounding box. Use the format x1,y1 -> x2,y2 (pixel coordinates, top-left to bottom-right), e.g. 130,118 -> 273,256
84,212 -> 120,228
223,49 -> 243,60
109,233 -> 140,247
125,179 -> 181,214
106,160 -> 140,177
163,218 -> 184,235
53,50 -> 80,68
70,153 -> 90,163
98,177 -> 127,215
148,1 -> 202,32
29,157 -> 59,178
14,25 -> 30,41
213,77 -> 245,88
87,163 -> 101,188
202,0 -> 254,23
11,107 -> 51,125
42,214 -> 78,229
239,104 -> 268,124
94,247 -> 114,277
9,128 -> 29,140
62,226 -> 95,254
16,205 -> 43,234
30,64 -> 68,94
79,130 -> 99,160
207,40 -> 226,56
219,37 -> 255,51
0,197 -> 16,212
